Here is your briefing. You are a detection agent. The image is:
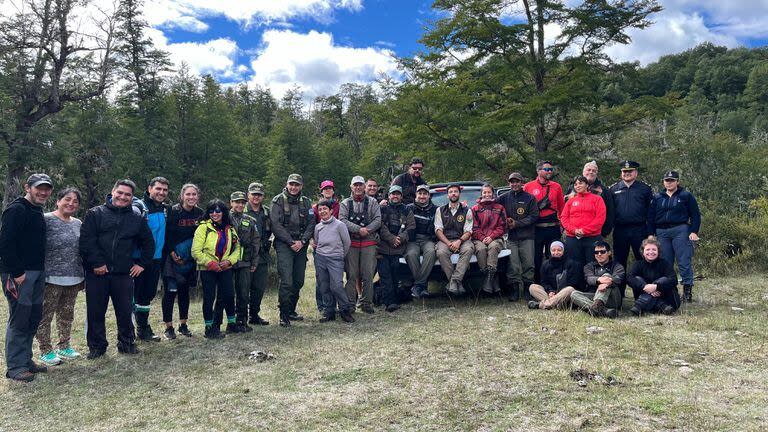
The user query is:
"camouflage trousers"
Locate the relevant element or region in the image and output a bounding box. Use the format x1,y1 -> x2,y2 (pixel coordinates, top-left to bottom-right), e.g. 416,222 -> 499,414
35,282 -> 82,353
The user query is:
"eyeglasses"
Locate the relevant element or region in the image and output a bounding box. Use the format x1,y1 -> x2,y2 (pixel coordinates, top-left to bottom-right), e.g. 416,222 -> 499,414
594,250 -> 608,255
209,208 -> 223,214
541,168 -> 554,172
411,166 -> 423,171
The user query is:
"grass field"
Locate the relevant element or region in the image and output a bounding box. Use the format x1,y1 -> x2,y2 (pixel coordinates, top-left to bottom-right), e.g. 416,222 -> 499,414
1,266 -> 767,431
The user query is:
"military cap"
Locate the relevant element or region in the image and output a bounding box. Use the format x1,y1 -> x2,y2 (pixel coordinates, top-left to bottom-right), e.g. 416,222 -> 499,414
248,182 -> 265,195
230,191 -> 247,201
388,185 -> 403,195
663,170 -> 680,180
27,173 -> 53,188
620,160 -> 640,171
287,173 -> 303,185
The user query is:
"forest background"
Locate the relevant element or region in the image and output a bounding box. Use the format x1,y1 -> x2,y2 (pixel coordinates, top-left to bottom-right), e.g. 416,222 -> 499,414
1,0 -> 767,274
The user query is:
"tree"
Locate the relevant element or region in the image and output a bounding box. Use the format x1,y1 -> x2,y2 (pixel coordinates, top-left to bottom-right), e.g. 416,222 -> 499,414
0,0 -> 119,206
403,0 -> 662,156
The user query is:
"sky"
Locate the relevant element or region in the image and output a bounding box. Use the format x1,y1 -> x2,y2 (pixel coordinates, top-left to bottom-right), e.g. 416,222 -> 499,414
4,0 -> 768,100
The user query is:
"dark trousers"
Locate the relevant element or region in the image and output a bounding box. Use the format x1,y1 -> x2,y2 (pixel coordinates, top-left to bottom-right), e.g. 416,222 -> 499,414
249,260 -> 269,319
161,273 -> 193,323
613,225 -> 645,270
3,271 -> 45,377
657,224 -> 695,286
85,273 -> 135,351
275,242 -> 308,316
634,292 -> 680,313
315,254 -> 351,315
565,235 -> 602,269
377,254 -> 401,307
133,258 -> 162,327
201,270 -> 235,326
533,225 -> 562,282
231,267 -> 254,322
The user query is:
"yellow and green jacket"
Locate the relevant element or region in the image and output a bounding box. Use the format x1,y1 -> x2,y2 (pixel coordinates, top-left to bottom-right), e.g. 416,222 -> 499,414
191,220 -> 240,270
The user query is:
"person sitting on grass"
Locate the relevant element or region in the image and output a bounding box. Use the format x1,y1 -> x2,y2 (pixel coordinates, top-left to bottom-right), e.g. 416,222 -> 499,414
627,237 -> 680,316
570,241 -> 623,319
312,200 -> 354,323
528,241 -> 581,310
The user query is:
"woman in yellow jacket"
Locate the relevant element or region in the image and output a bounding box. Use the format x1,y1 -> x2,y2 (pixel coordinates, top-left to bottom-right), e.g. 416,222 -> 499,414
192,199 -> 240,339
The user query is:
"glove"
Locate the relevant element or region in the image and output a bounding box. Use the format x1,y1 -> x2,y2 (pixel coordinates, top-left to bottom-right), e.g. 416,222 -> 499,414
206,261 -> 221,272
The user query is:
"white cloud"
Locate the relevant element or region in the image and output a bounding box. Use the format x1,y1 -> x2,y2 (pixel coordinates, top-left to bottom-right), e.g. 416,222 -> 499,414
248,29 -> 400,100
146,28 -> 244,79
144,0 -> 363,29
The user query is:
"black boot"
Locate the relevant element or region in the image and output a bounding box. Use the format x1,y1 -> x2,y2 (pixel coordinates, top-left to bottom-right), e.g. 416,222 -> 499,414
508,283 -> 520,302
225,323 -> 240,334
683,285 -> 693,302
482,267 -> 496,294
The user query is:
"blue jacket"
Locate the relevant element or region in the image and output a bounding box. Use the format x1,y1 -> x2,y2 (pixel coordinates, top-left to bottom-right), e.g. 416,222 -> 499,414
138,192 -> 168,259
647,187 -> 701,235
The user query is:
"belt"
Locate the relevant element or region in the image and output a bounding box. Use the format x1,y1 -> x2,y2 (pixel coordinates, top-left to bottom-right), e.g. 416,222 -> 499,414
656,223 -> 686,230
535,222 -> 559,228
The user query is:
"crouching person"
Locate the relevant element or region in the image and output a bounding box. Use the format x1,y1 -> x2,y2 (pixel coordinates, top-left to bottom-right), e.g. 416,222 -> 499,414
571,241 -> 623,319
627,237 -> 680,316
528,241 -> 580,310
313,200 -> 353,323
471,184 -> 507,294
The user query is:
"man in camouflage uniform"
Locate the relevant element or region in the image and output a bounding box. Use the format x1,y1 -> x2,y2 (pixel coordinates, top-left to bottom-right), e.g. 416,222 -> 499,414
214,191 -> 260,333
270,174 -> 316,327
246,182 -> 272,325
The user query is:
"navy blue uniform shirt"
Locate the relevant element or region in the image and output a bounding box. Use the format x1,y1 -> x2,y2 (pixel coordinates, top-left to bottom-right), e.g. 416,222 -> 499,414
647,187 -> 701,234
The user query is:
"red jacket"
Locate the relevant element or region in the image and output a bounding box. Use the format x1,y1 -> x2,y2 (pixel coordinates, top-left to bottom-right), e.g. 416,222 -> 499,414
523,180 -> 565,223
471,200 -> 507,241
561,191 -> 606,237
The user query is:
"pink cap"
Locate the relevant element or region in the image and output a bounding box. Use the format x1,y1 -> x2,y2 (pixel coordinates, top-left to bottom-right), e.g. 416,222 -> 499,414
320,180 -> 335,190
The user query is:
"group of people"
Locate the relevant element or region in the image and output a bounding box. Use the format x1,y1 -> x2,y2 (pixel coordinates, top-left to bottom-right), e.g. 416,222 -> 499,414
0,156 -> 701,382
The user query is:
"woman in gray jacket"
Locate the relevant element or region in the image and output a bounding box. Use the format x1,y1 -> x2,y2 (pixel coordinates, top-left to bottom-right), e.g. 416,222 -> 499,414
313,200 -> 353,323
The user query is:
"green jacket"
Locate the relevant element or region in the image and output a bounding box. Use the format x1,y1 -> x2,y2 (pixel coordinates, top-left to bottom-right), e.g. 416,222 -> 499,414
231,211 -> 260,269
269,189 -> 316,245
191,220 -> 240,270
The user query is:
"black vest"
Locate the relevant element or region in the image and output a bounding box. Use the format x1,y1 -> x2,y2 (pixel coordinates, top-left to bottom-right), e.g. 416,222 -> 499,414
382,203 -> 407,236
347,197 -> 369,227
440,203 -> 468,240
408,202 -> 436,238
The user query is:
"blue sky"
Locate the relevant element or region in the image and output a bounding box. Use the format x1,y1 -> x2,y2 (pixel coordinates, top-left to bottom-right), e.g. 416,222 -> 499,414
131,0 -> 768,100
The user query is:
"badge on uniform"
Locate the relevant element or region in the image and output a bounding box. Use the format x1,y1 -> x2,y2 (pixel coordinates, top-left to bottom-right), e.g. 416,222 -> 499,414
517,208 -> 525,215
457,215 -> 465,222
242,220 -> 250,226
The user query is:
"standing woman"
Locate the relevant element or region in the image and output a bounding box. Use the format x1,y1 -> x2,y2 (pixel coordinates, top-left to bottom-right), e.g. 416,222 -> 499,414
191,199 -> 240,339
35,188 -> 84,366
647,171 -> 701,302
561,175 -> 606,268
161,184 -> 204,339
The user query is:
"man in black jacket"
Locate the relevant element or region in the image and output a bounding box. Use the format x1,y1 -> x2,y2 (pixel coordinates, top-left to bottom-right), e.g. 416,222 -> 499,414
496,172 -> 539,301
390,157 -> 427,205
1,174 -> 53,382
570,241 -> 624,318
404,184 -> 437,299
79,179 -> 154,358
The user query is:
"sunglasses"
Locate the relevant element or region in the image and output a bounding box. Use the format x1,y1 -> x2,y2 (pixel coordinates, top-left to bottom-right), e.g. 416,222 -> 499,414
209,208 -> 223,214
594,250 -> 608,255
411,166 -> 424,171
541,168 -> 554,172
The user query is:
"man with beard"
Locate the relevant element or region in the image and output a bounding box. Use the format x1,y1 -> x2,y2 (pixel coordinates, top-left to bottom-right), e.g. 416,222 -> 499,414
571,241 -> 623,319
377,186 -> 415,312
339,176 -> 381,314
565,161 -> 615,237
404,184 -> 437,299
496,172 -> 538,301
391,157 -> 427,205
270,174 -> 316,327
524,161 -> 565,283
435,184 -> 474,295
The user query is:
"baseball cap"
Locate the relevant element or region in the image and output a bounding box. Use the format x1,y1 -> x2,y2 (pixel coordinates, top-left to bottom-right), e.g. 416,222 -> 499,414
319,180 -> 335,190
507,172 -> 524,182
416,184 -> 430,193
287,173 -> 303,185
351,176 -> 366,186
27,173 -> 53,188
388,185 -> 403,195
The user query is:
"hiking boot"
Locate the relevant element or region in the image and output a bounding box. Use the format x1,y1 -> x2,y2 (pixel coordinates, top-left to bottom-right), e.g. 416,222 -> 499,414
411,285 -> 421,299
456,281 -> 467,296
237,322 -> 253,333
482,268 -> 496,294
385,303 -> 400,313
319,314 -> 335,323
87,348 -> 106,360
6,371 -> 35,382
683,284 -> 693,302
446,280 -> 459,295
508,283 -> 520,302
29,362 -> 48,373
137,325 -> 161,342
225,323 -> 240,334
605,308 -> 619,319
629,306 -> 641,316
279,315 -> 291,327
177,323 -> 193,337
204,326 -> 225,339
661,305 -> 675,315
164,327 -> 177,340
55,347 -> 81,360
588,300 -> 607,318
288,312 -> 304,321
39,351 -> 63,366
340,310 -> 355,323
360,305 -> 375,314
116,341 -> 139,355
249,315 -> 269,326
528,301 -> 540,310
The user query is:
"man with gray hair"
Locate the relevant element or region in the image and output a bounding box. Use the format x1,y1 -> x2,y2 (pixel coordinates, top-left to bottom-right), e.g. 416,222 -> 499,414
565,160 -> 615,237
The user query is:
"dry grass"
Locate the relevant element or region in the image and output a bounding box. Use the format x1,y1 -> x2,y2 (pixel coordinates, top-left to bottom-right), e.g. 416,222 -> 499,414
1,268 -> 767,431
